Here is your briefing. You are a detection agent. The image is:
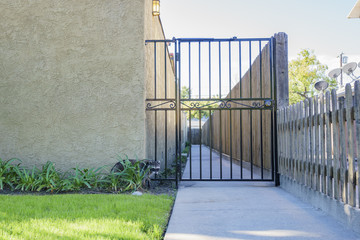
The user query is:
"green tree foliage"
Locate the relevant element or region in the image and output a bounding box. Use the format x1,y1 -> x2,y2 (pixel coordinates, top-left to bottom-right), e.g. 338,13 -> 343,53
180,86 -> 215,119
289,49 -> 337,105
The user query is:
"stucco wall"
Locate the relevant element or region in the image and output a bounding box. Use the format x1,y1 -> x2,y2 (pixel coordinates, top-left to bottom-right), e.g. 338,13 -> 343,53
144,0 -> 178,170
0,1 -> 147,170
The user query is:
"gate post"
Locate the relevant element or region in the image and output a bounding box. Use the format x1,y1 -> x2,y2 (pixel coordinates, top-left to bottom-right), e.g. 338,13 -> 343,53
273,32 -> 289,186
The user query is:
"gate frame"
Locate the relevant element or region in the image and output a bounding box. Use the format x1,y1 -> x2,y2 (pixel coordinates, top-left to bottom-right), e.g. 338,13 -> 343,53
146,33 -> 289,186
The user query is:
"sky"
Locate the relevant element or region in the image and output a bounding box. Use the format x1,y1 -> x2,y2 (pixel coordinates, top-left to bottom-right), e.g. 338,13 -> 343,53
159,0 -> 360,84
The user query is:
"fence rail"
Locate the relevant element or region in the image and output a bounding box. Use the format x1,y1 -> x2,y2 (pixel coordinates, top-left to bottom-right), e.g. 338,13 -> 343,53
277,82 -> 360,208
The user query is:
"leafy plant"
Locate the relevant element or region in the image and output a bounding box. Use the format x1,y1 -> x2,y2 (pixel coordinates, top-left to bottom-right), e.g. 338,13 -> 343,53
114,156 -> 150,192
34,161 -> 60,192
78,167 -> 105,189
0,158 -> 20,190
14,166 -> 38,191
103,171 -> 125,192
68,167 -> 92,191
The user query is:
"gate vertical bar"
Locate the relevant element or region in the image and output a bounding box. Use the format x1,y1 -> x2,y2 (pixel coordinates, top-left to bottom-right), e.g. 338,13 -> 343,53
164,42 -> 168,176
187,42 -> 192,180
249,41 -> 253,179
259,40 -> 264,179
239,41 -> 243,179
175,40 -> 180,186
229,41 -> 233,179
154,42 -> 158,168
199,41 -> 202,179
209,41 -> 213,179
219,41 -> 223,179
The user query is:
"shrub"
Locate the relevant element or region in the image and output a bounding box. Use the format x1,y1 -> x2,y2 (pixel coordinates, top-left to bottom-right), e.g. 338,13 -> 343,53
0,158 -> 20,190
0,156 -> 153,193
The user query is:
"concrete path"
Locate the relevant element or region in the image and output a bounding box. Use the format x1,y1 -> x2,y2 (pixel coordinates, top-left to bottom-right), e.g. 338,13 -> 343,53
182,145 -> 271,180
165,145 -> 360,240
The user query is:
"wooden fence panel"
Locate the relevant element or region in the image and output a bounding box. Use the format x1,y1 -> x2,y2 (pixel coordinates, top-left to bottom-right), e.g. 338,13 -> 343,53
277,81 -> 360,209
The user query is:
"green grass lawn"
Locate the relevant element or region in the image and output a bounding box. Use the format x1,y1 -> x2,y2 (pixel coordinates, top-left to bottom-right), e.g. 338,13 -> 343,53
0,194 -> 174,240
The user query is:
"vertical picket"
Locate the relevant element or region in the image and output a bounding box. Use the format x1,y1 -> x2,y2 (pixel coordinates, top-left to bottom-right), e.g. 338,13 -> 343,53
345,84 -> 356,207
296,103 -> 301,182
331,89 -> 340,200
325,91 -> 333,197
320,94 -> 326,193
339,97 -> 348,203
354,81 -> 360,208
314,95 -> 320,191
285,107 -> 289,177
289,105 -> 294,179
309,98 -> 314,187
278,109 -> 282,175
299,101 -> 304,184
304,99 -> 309,186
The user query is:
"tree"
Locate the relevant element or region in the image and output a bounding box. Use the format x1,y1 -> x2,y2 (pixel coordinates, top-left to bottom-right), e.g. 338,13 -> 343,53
289,49 -> 337,105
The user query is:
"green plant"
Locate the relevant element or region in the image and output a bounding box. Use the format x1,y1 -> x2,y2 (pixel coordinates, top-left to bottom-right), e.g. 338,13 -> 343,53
79,167 -> 106,189
103,171 -> 125,192
14,166 -> 38,191
115,156 -> 150,192
34,161 -> 61,192
0,158 -> 20,190
68,167 -> 92,191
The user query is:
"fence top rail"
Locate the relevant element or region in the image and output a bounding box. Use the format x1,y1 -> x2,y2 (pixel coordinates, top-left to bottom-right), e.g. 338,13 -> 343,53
145,37 -> 272,44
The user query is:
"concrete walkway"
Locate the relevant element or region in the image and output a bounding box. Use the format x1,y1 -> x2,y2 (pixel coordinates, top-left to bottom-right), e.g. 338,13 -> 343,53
165,146 -> 360,240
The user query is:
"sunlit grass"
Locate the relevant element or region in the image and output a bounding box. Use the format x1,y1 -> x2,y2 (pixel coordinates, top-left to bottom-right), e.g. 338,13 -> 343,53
0,194 -> 174,240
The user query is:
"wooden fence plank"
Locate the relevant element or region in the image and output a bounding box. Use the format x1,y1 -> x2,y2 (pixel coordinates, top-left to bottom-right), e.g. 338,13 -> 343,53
314,95 -> 320,191
289,105 -> 294,179
345,84 -> 356,207
354,81 -> 360,208
325,91 -> 333,197
304,99 -> 309,187
309,98 -> 314,188
320,94 -> 326,193
338,97 -> 348,203
280,108 -> 284,175
299,101 -> 304,184
296,102 -> 301,182
331,89 -> 340,200
277,109 -> 282,175
285,107 -> 289,177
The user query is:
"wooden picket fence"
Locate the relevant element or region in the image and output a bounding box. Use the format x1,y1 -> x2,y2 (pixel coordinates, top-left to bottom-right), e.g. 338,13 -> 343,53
277,81 -> 360,208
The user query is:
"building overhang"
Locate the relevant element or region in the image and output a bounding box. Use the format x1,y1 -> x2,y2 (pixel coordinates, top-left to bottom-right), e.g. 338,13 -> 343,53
348,0 -> 360,18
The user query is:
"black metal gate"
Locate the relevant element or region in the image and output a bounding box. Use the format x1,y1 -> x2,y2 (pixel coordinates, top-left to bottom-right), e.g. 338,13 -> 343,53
145,37 -> 277,185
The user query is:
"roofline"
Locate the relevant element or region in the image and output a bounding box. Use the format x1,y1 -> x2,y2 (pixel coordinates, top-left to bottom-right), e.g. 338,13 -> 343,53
348,0 -> 360,18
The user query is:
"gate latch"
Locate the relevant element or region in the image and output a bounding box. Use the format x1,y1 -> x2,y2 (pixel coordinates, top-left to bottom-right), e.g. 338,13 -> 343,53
264,100 -> 273,107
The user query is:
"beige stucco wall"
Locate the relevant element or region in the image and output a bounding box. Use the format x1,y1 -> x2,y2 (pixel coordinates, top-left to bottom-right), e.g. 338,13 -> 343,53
144,0 -> 178,170
0,1 -> 148,170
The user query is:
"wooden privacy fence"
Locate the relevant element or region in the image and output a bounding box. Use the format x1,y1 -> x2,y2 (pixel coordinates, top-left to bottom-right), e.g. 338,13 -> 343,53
277,82 -> 360,208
